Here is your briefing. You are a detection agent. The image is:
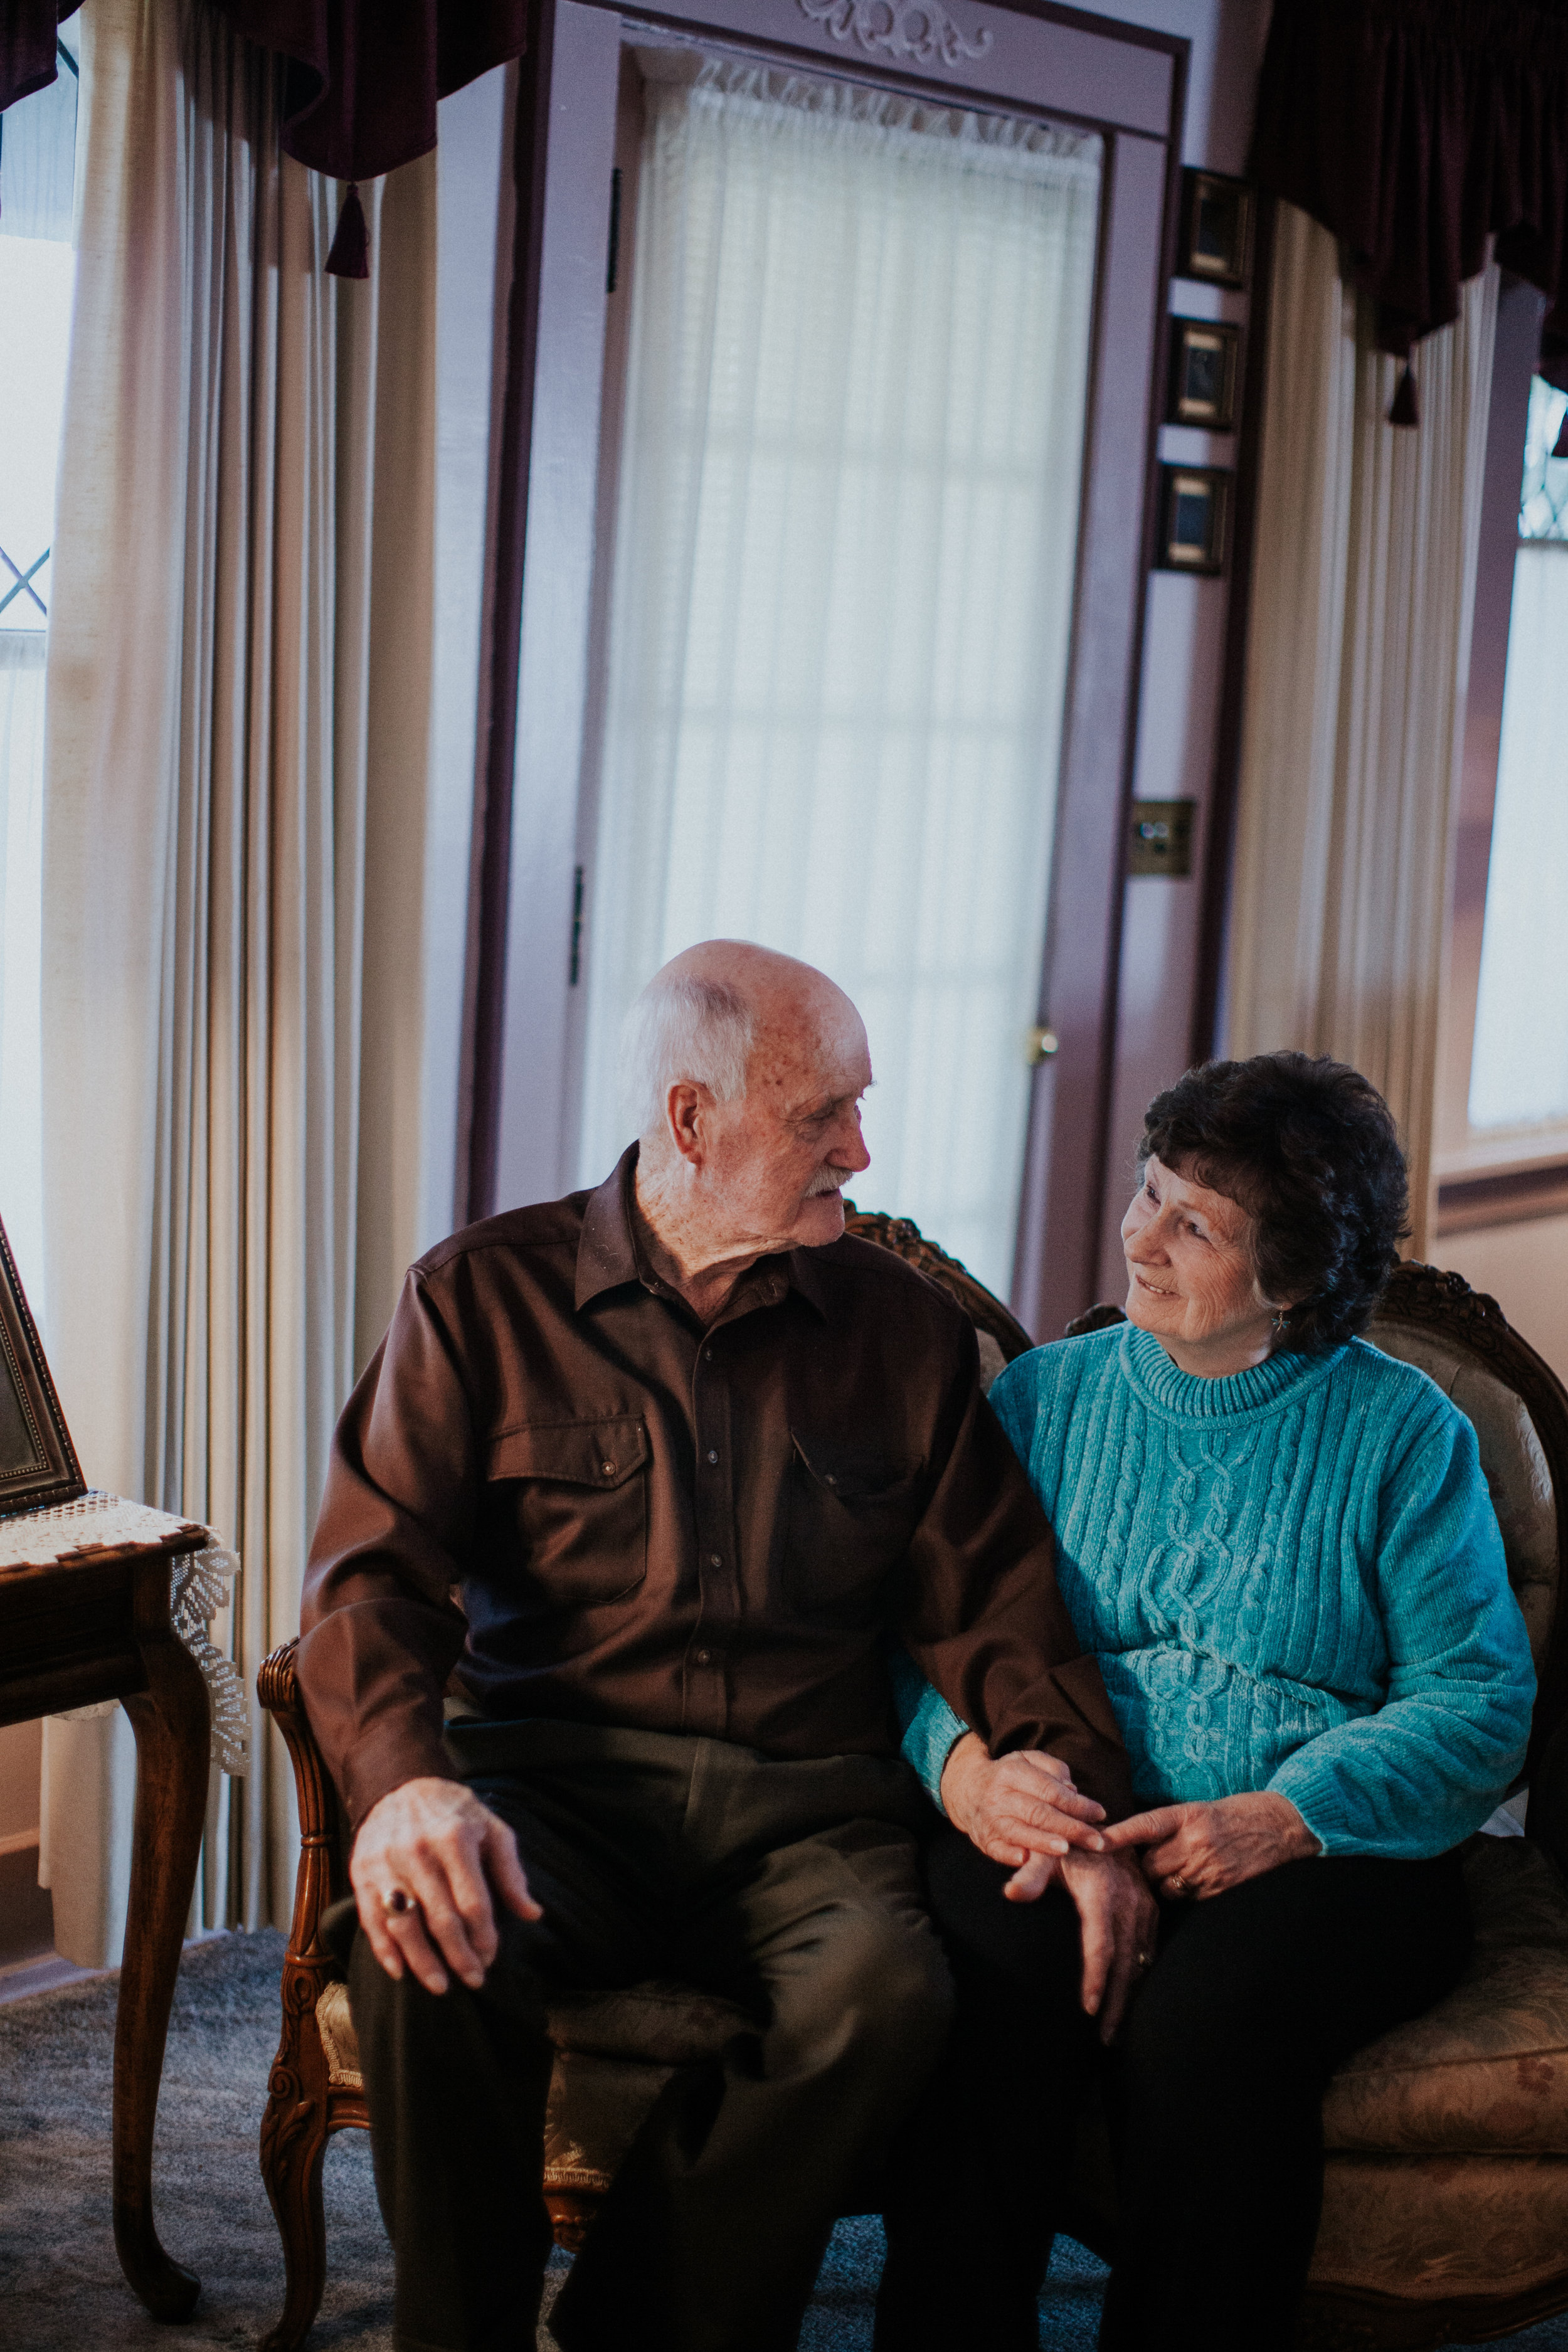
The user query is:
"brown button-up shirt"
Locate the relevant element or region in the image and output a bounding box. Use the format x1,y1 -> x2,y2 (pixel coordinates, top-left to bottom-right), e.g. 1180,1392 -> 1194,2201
298,1148 -> 1134,1831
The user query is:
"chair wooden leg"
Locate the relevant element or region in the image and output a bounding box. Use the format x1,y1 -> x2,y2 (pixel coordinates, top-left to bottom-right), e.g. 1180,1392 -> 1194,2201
258,2046 -> 332,2352
259,1946 -> 345,2352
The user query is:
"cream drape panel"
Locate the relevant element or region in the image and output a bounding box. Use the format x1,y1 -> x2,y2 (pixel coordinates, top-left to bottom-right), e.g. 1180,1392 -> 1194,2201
578,65 -> 1101,1296
1225,204 -> 1498,1254
38,0 -> 435,1963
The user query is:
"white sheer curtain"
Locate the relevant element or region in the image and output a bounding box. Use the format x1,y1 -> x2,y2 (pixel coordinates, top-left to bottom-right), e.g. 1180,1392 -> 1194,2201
1225,203 -> 1498,1253
578,63 -> 1101,1293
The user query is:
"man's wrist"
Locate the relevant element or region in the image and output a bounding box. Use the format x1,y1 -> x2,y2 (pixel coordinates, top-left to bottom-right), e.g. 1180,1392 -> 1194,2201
938,1731 -> 985,1830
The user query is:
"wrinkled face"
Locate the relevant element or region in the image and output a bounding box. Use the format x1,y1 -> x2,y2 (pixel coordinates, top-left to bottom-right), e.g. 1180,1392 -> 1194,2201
697,990 -> 872,1254
1120,1153 -> 1278,1356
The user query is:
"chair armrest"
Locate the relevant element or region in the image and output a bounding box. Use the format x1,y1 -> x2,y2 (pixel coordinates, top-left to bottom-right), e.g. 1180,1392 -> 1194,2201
258,1636 -> 348,1965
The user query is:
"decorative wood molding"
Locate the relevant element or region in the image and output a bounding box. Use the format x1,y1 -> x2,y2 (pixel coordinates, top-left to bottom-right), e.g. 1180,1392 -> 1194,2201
793,0 -> 992,68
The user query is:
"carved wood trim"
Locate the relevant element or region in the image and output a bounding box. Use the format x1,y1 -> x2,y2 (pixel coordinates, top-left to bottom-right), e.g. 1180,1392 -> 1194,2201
793,0 -> 992,68
843,1205 -> 1034,1364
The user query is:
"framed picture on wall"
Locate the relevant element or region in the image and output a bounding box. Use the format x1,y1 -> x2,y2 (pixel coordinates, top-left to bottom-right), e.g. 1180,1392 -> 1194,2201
0,1212 -> 85,1518
1156,465 -> 1232,575
1178,169 -> 1254,290
1167,318 -> 1240,430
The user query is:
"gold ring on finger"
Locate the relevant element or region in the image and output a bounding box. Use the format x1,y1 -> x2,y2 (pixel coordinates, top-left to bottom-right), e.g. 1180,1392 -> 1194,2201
1168,1874 -> 1186,1895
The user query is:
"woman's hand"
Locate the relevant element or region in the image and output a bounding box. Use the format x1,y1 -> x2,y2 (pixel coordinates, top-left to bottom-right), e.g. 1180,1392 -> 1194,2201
1098,1791 -> 1320,1899
940,1733 -> 1107,1873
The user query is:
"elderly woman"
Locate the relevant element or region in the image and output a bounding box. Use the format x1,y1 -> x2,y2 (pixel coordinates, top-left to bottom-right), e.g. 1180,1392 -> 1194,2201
876,1052 -> 1535,2352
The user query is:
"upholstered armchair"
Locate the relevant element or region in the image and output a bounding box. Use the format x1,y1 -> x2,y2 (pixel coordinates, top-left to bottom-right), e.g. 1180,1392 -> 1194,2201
257,1231 -> 1568,2352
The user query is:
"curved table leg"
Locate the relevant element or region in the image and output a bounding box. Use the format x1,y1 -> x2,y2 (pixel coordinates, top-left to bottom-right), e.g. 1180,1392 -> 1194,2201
112,1555 -> 211,2321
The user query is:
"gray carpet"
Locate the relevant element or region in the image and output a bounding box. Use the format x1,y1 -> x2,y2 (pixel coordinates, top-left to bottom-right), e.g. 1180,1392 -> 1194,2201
0,1929 -> 1559,2350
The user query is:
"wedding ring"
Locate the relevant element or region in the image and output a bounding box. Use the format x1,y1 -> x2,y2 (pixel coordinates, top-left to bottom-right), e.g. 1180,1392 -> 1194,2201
1135,1949 -> 1152,1969
383,1887 -> 415,1916
1168,1874 -> 1187,1895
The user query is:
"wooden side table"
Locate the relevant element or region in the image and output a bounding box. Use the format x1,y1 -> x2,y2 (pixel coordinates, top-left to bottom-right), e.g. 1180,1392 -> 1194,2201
0,1498 -> 214,2321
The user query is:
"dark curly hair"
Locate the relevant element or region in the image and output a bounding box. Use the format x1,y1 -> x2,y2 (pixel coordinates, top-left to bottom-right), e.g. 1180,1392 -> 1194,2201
1136,1053 -> 1410,1353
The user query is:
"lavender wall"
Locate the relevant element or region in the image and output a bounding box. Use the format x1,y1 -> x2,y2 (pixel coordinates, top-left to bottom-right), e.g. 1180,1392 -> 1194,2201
1093,0 -> 1272,1304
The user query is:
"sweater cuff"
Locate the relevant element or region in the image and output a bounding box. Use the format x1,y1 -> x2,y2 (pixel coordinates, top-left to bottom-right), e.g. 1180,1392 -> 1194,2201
901,1683 -> 972,1812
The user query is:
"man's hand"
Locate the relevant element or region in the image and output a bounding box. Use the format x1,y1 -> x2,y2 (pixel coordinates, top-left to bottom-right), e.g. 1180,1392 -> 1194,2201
940,1734 -> 1106,1870
350,1777 -> 543,1996
1098,1791 -> 1320,1900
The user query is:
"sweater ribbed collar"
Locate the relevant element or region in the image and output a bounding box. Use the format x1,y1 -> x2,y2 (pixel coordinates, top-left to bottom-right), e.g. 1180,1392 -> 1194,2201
1121,1323 -> 1345,1422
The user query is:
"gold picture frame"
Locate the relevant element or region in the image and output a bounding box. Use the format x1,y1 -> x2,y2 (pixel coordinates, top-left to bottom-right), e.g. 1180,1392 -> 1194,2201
1167,317 -> 1240,431
1156,465 -> 1232,576
1178,169 -> 1254,291
0,1209 -> 85,1518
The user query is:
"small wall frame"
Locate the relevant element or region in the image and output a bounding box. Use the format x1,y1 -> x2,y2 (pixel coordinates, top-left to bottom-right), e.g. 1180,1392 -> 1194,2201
1156,465 -> 1232,576
0,1210 -> 85,1518
1167,318 -> 1240,431
1178,169 -> 1254,290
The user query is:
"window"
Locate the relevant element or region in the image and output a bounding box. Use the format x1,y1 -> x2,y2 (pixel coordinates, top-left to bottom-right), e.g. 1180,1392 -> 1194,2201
0,29 -> 77,1311
1466,374 -> 1568,1134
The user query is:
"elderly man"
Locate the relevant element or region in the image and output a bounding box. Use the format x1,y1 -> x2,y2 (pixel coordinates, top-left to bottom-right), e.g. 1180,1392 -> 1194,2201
298,940 -> 1146,2352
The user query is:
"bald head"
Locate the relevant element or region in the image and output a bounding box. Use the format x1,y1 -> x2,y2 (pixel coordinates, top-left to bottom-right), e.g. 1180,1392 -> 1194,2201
625,940 -> 872,1276
622,941 -> 864,1140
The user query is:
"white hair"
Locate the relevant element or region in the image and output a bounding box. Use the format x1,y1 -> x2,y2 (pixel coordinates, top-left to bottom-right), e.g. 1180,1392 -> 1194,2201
620,967 -> 756,1138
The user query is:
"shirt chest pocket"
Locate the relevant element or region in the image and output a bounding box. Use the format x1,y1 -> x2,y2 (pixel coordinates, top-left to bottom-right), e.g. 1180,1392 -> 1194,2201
485,1417 -> 650,1607
787,1433 -> 924,1621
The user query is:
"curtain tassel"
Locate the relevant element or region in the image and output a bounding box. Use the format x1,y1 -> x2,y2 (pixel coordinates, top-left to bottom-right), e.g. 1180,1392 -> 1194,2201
326,182 -> 370,280
1389,362 -> 1419,427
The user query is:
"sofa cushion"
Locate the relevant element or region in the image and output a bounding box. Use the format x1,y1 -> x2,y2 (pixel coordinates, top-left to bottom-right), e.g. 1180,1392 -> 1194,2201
1322,1837 -> 1568,2157
314,1971 -> 751,2103
1310,2154 -> 1568,2302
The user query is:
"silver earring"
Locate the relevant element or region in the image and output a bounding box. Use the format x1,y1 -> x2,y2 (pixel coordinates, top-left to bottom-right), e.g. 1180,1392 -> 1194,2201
1271,1310 -> 1289,1334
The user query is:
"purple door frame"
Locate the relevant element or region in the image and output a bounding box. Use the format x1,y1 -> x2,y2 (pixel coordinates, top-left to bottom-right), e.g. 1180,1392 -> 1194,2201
463,0 -> 1187,1343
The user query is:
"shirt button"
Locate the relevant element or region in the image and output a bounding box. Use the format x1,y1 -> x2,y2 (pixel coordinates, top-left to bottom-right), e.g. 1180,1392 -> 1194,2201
707,1449 -> 719,1464
695,1648 -> 712,1665
601,1461 -> 615,1476
704,1347 -> 714,1361
709,1552 -> 722,1567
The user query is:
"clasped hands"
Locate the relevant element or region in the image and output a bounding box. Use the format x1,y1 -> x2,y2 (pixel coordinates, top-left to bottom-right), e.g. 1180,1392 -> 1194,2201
940,1734 -> 1316,2040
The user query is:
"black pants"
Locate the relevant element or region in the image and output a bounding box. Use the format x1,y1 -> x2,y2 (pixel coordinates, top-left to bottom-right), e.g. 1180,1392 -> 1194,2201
876,1824 -> 1471,2352
334,1722 -> 954,2352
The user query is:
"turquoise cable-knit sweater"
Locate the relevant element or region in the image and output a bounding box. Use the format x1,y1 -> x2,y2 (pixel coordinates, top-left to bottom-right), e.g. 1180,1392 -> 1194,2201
895,1323 -> 1535,1858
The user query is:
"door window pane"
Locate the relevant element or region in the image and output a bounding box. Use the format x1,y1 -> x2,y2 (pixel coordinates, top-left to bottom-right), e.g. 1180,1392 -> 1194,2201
578,58 -> 1101,1293
1468,376 -> 1568,1133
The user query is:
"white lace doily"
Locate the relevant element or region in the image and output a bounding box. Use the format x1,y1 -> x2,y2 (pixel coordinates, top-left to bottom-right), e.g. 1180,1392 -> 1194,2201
0,1491 -> 248,1775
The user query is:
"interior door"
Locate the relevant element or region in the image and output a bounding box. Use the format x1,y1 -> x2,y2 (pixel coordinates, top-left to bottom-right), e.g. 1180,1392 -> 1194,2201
472,0 -> 1180,1338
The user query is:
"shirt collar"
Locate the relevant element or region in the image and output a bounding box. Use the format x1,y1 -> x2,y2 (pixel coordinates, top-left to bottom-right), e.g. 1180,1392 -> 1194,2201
574,1142 -> 830,1320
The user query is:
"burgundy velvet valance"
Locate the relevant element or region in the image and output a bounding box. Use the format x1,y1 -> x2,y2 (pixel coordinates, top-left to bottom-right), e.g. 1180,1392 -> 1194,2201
1251,0 -> 1568,404
1,0 -> 526,271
